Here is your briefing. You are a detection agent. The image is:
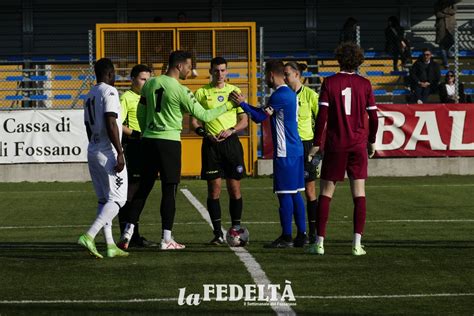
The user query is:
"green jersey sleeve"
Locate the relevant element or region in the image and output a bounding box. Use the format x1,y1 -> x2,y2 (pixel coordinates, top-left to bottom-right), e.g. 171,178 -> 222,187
180,86 -> 227,122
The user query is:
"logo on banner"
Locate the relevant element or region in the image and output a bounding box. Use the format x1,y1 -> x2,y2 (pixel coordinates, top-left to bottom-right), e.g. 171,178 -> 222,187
177,280 -> 296,307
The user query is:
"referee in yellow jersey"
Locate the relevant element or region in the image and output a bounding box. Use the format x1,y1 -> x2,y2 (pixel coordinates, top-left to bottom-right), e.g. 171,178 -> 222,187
192,57 -> 248,245
284,61 -> 320,245
117,64 -> 157,248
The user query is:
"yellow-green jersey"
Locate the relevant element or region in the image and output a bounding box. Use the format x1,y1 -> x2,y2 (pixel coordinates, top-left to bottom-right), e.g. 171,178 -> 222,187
194,83 -> 244,136
120,89 -> 141,132
137,75 -> 230,141
297,85 -> 319,141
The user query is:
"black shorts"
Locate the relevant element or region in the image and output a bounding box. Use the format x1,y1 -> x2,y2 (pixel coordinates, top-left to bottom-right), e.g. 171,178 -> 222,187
303,140 -> 317,182
201,134 -> 246,181
123,138 -> 142,181
140,138 -> 181,184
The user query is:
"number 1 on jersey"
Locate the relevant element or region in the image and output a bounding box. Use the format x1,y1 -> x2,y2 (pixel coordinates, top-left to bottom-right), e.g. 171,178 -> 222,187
342,87 -> 352,115
155,88 -> 164,112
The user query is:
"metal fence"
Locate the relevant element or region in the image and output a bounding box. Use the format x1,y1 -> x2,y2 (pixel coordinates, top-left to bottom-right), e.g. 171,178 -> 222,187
1,24 -> 473,110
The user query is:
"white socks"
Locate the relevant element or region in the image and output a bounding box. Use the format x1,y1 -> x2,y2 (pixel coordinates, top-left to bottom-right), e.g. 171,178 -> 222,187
123,223 -> 135,240
353,233 -> 362,247
86,202 -> 120,239
103,222 -> 114,245
317,236 -> 324,246
163,229 -> 172,242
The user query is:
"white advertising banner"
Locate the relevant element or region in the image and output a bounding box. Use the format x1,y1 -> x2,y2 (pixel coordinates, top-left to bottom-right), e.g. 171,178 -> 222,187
0,110 -> 88,163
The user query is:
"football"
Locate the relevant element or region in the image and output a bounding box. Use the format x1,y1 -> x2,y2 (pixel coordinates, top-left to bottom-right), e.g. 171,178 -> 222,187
226,225 -> 249,247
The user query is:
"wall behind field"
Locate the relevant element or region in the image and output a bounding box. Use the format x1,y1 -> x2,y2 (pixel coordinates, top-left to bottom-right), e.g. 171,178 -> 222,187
0,157 -> 473,182
1,0 -> 472,57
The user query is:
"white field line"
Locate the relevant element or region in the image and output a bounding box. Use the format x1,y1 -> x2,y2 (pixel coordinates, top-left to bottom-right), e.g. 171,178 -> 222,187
0,182 -> 472,195
180,188 -> 296,316
1,292 -> 473,305
0,219 -> 473,231
295,293 -> 474,299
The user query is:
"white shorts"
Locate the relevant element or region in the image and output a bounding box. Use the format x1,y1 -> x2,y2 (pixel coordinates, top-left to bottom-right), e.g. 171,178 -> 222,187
88,147 -> 127,207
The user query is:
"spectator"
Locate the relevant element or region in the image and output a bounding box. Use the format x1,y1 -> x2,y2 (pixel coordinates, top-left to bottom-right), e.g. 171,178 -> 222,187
438,70 -> 467,103
435,0 -> 457,69
384,16 -> 411,71
409,48 -> 441,104
339,17 -> 359,44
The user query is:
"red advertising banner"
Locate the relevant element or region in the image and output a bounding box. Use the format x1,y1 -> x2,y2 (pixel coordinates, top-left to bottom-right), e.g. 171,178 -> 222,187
376,104 -> 474,157
261,103 -> 474,158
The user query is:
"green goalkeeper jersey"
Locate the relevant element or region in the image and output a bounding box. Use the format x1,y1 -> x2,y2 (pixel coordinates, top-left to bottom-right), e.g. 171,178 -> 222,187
194,83 -> 244,136
297,85 -> 319,141
137,75 -> 230,141
120,89 -> 141,132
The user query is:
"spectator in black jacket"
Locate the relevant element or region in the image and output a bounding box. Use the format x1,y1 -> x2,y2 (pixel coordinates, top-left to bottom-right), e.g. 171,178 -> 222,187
384,16 -> 411,71
439,70 -> 467,103
409,48 -> 441,104
339,17 -> 359,44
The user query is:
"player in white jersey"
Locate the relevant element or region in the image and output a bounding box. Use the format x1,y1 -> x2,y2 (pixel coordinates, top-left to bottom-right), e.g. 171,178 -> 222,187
78,58 -> 129,259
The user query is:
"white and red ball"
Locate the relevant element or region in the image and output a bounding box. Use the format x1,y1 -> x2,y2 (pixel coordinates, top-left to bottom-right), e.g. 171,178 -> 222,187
226,226 -> 249,247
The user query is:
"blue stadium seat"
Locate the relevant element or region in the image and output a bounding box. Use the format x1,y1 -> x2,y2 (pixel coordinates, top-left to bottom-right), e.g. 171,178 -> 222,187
465,88 -> 474,95
54,75 -> 73,80
302,71 -> 313,77
441,69 -> 449,76
227,73 -> 240,79
54,94 -> 72,100
318,71 -> 335,77
393,89 -> 410,95
256,72 -> 263,78
79,94 -> 88,100
30,75 -> 48,81
366,71 -> 384,76
5,95 -> 23,100
78,75 -> 95,80
461,69 -> 474,75
373,89 -> 387,96
6,76 -> 24,81
390,71 -> 408,76
29,95 -> 48,100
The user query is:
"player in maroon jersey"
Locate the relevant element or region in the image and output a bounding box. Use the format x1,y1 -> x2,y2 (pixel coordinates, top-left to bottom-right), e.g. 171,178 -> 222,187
307,42 -> 379,256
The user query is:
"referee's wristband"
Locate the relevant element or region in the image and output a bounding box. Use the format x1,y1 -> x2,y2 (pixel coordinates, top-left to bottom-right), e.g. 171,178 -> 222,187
130,130 -> 141,139
195,126 -> 207,137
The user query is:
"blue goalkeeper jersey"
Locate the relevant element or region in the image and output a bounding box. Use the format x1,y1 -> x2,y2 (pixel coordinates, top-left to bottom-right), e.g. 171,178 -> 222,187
268,85 -> 303,158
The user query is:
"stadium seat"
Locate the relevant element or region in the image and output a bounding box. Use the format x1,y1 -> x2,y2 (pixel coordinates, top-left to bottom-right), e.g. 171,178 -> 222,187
393,89 -> 410,95
373,89 -> 387,95
54,75 -> 73,81
318,71 -> 336,77
366,71 -> 384,76
465,88 -> 474,95
54,94 -> 72,100
6,76 -> 24,81
5,95 -> 23,100
29,95 -> 48,100
30,75 -> 48,81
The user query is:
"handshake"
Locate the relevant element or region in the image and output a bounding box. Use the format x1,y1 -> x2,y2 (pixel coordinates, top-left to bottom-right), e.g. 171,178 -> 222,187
229,91 -> 245,108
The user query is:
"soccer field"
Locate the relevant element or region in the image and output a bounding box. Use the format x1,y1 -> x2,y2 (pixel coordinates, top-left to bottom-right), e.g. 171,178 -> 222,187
0,176 -> 473,315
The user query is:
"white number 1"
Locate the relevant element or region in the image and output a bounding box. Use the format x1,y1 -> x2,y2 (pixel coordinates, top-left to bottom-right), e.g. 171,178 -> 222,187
342,87 -> 352,115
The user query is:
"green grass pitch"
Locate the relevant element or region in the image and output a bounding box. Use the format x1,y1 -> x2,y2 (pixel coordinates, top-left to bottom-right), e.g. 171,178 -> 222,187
0,175 -> 473,315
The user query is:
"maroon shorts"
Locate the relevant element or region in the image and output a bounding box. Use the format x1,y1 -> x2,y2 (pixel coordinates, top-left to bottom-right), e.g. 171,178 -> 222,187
321,147 -> 368,182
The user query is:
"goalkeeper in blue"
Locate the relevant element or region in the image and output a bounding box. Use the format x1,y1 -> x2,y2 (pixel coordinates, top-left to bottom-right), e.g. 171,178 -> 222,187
230,60 -> 306,248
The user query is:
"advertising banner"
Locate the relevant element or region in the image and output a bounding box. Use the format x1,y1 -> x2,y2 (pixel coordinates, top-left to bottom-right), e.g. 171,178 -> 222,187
0,110 -> 88,163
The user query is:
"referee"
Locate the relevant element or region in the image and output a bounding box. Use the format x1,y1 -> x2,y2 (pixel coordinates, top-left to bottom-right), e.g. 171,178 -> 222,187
117,64 -> 157,249
192,57 -> 248,245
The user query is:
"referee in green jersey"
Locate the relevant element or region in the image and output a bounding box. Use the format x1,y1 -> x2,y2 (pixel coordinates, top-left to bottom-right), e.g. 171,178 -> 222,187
117,64 -> 158,248
119,51 -> 236,250
192,57 -> 248,245
284,62 -> 320,245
